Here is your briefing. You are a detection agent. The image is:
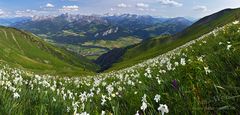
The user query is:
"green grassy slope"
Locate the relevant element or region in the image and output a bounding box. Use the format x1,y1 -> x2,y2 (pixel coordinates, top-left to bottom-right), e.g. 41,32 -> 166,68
0,26 -> 99,75
107,8 -> 240,71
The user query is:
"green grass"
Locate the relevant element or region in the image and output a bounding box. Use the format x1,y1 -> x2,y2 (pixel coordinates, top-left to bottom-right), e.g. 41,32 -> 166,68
0,26 -> 99,76
51,43 -> 108,60
83,36 -> 142,49
0,20 -> 239,114
62,30 -> 86,37
107,8 -> 240,71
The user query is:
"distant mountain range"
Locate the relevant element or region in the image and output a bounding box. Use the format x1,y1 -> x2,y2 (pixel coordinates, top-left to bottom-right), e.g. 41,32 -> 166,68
0,17 -> 31,26
11,14 -> 192,43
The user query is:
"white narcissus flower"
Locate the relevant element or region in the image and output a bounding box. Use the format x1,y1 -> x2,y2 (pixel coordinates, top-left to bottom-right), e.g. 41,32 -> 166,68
13,92 -> 20,99
174,62 -> 179,66
141,94 -> 147,102
154,94 -> 161,103
159,70 -> 166,74
146,67 -> 151,74
101,110 -> 106,115
180,58 -> 186,66
111,93 -> 116,97
101,95 -> 106,106
141,94 -> 148,111
135,111 -> 140,115
204,67 -> 211,75
197,56 -> 203,62
166,62 -> 172,71
158,104 -> 169,115
106,84 -> 114,95
67,107 -> 70,112
53,97 -> 56,102
233,20 -> 239,25
77,112 -> 89,115
227,45 -> 232,50
140,102 -> 147,111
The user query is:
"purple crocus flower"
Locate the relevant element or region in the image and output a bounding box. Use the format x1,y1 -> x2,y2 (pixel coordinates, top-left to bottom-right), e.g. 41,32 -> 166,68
172,79 -> 179,90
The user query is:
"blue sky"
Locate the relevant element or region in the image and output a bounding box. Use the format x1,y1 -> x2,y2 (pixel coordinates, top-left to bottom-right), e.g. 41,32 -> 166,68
0,0 -> 240,18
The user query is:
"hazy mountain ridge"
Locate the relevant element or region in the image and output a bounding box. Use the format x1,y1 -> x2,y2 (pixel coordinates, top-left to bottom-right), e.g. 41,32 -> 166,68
12,14 -> 192,43
0,17 -> 31,26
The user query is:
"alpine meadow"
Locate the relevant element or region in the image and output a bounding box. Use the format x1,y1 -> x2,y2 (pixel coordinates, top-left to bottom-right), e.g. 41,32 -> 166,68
0,0 -> 240,115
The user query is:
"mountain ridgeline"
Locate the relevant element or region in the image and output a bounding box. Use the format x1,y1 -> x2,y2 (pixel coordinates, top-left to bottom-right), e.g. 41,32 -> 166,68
0,26 -> 98,75
97,8 -> 240,71
0,17 -> 31,26
12,14 -> 192,44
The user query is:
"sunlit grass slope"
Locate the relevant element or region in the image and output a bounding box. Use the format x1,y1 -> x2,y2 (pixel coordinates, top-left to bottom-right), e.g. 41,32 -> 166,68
0,26 -> 99,75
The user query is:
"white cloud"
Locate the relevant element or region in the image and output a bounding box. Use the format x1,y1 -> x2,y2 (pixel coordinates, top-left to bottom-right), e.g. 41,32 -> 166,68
158,0 -> 183,7
193,5 -> 208,12
137,8 -> 156,12
59,5 -> 79,12
0,9 -> 4,16
46,3 -> 54,8
110,8 -> 116,11
15,9 -> 37,17
117,3 -> 131,8
135,3 -> 155,12
136,3 -> 149,8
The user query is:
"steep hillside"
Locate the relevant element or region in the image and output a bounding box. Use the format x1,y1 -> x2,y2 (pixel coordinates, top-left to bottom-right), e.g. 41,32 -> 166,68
94,48 -> 126,72
0,26 -> 98,75
106,8 -> 240,71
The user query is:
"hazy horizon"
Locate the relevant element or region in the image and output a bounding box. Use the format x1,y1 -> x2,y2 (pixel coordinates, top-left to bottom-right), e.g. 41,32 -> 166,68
0,0 -> 240,18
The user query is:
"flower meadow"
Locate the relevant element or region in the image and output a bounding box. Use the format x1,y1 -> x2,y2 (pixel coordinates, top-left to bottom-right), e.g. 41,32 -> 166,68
0,21 -> 240,115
